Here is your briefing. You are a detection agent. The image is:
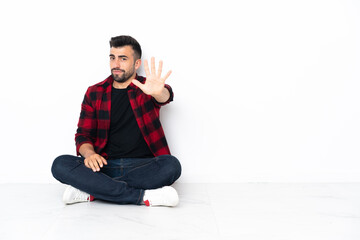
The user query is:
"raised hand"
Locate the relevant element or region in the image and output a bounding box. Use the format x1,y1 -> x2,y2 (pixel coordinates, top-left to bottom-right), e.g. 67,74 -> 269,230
132,57 -> 172,99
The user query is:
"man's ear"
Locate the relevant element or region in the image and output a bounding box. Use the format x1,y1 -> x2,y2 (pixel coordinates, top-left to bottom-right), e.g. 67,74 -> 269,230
135,59 -> 142,70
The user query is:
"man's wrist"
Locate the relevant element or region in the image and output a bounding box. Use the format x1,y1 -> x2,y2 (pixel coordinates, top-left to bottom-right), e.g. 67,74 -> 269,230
83,151 -> 96,159
79,143 -> 97,158
152,87 -> 170,103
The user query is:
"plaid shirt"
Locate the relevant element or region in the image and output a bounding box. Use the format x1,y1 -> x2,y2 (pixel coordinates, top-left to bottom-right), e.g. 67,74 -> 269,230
75,75 -> 173,158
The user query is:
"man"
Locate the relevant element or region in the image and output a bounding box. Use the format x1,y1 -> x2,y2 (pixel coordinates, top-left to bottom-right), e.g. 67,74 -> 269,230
51,35 -> 181,207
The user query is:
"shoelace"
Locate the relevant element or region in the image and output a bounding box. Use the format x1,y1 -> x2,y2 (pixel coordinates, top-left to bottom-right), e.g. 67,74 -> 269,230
73,189 -> 89,201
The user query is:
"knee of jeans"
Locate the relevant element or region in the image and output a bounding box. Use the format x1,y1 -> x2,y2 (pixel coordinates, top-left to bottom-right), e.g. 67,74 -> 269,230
51,155 -> 71,180
165,155 -> 182,180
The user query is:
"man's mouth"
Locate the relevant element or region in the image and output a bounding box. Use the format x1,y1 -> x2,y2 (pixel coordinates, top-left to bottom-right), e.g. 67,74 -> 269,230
112,69 -> 125,74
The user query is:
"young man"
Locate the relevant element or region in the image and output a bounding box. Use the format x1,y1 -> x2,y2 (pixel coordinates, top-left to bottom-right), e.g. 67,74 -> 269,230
51,35 -> 181,207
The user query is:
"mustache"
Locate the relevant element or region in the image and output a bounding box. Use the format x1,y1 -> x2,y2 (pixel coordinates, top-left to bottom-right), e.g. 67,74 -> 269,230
111,68 -> 125,73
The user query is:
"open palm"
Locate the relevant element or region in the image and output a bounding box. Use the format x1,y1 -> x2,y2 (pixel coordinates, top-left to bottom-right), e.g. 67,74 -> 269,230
132,57 -> 172,96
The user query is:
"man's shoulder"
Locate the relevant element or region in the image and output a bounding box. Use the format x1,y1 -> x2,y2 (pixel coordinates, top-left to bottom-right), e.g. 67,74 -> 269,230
86,75 -> 113,92
91,75 -> 113,88
135,75 -> 146,83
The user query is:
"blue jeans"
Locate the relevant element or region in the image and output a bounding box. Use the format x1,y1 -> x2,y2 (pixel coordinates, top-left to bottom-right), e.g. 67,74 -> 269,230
51,154 -> 181,205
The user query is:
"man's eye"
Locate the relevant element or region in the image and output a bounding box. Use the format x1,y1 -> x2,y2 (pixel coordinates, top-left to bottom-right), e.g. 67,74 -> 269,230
121,58 -> 127,61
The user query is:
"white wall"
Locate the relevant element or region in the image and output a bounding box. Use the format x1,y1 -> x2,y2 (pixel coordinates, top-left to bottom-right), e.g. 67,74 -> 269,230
0,0 -> 359,183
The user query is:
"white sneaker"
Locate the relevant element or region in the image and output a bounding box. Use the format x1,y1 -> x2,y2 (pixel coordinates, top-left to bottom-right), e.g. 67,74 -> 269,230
63,185 -> 91,204
143,186 -> 179,207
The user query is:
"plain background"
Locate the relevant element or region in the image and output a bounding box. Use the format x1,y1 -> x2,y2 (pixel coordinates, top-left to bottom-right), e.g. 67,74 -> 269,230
0,0 -> 359,184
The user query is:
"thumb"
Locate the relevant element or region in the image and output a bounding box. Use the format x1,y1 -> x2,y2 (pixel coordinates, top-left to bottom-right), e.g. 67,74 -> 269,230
132,79 -> 144,89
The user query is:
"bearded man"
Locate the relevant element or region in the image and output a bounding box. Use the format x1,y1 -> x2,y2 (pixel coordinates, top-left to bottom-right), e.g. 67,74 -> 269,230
51,35 -> 181,207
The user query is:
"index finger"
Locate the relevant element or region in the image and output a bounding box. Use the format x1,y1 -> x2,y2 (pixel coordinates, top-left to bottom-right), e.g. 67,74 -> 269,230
144,59 -> 150,76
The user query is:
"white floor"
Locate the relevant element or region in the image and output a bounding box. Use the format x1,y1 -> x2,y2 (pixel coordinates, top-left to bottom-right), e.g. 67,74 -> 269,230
1,183 -> 360,240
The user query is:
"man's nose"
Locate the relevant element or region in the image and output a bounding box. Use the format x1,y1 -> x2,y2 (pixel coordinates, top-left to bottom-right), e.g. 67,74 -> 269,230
114,59 -> 121,68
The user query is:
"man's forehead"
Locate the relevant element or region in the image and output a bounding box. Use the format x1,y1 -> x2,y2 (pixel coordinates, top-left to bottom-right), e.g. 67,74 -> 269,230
110,46 -> 134,55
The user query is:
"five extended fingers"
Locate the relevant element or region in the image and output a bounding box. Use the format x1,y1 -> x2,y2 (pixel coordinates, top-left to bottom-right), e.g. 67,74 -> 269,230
144,57 -> 171,82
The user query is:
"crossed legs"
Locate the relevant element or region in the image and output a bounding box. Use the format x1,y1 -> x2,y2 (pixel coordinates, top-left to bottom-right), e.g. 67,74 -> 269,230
51,154 -> 181,205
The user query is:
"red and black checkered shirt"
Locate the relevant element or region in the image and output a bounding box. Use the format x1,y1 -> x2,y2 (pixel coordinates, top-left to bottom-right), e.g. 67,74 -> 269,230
75,75 -> 173,158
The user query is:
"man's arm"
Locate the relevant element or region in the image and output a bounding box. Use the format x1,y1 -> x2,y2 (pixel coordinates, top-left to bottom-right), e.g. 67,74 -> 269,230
75,88 -> 107,172
79,143 -> 107,172
75,87 -> 97,155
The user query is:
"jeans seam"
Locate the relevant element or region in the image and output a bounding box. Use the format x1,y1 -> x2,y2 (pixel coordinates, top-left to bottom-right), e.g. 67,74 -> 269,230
137,189 -> 144,205
125,161 -> 155,176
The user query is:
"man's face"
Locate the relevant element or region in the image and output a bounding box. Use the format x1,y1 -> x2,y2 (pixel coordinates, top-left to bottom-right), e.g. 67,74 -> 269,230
109,46 -> 140,83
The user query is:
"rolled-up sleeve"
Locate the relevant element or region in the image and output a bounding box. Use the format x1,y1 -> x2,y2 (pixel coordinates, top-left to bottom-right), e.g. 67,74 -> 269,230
152,84 -> 174,107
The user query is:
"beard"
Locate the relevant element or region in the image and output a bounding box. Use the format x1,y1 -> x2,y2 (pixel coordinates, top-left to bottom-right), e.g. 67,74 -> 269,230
111,66 -> 135,83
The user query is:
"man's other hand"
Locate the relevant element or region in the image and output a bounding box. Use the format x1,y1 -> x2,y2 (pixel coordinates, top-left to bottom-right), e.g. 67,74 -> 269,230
84,154 -> 108,172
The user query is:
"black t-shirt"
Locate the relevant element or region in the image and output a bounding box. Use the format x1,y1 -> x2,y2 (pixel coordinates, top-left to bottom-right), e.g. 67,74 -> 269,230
103,87 -> 154,159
